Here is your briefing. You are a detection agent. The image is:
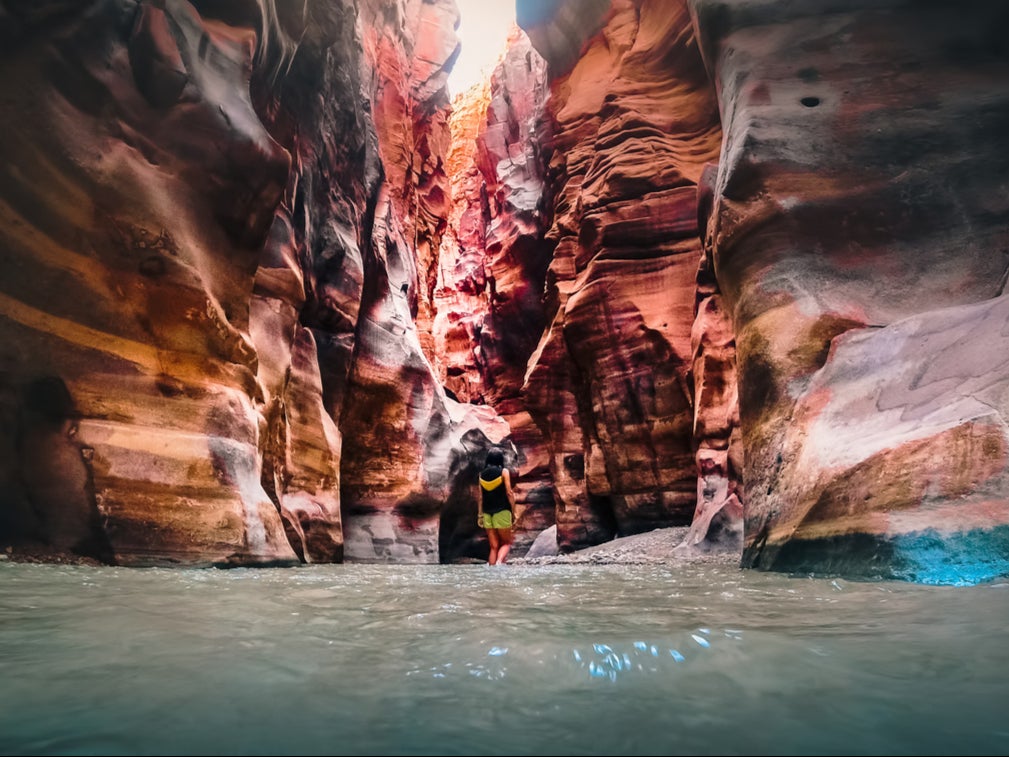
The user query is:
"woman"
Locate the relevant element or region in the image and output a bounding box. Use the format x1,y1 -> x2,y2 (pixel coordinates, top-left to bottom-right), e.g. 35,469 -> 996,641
478,448 -> 515,565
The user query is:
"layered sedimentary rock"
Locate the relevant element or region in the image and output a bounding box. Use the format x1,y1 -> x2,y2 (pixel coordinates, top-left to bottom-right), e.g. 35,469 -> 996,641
15,0 -> 1006,581
519,0 -> 725,549
0,0 -> 299,565
0,0 -> 509,566
248,1 -> 371,566
336,0 -> 477,563
433,28 -> 555,561
679,162 -> 743,555
690,0 -> 1009,581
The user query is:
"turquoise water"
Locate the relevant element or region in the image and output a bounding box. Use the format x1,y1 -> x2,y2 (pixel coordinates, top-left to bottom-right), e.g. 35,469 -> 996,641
1,561 -> 1008,756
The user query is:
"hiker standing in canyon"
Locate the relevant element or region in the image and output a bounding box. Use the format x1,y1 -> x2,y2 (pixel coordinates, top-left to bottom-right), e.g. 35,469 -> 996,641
477,448 -> 515,565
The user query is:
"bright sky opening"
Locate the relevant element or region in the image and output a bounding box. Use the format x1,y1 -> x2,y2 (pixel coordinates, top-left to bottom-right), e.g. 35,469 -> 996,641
448,0 -> 516,96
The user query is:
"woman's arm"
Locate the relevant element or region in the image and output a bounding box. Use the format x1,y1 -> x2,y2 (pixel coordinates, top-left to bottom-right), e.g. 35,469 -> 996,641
503,468 -> 517,510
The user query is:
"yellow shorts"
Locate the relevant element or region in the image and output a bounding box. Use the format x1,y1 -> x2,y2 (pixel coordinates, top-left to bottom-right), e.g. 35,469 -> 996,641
480,510 -> 513,529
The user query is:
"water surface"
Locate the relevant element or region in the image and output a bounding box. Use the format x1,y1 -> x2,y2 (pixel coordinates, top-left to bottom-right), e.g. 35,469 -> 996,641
1,561 -> 1007,755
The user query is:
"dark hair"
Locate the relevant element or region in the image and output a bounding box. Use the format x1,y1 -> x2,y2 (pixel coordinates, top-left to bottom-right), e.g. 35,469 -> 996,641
485,448 -> 504,467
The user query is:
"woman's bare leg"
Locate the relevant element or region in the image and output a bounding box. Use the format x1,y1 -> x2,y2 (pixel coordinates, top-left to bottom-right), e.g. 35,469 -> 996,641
494,528 -> 513,564
486,528 -> 499,565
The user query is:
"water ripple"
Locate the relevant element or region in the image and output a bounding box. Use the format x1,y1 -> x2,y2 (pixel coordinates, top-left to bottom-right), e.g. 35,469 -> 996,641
1,562 -> 1008,755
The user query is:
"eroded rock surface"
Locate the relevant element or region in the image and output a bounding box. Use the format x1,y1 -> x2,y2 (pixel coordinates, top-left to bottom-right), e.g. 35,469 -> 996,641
520,0 -> 725,549
0,0 -> 511,566
691,0 -> 1009,581
8,0 -> 1006,581
433,28 -> 554,561
0,0 -> 298,565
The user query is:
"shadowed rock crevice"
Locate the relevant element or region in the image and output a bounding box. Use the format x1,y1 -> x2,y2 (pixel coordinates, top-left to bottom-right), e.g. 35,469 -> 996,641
2,377 -> 114,563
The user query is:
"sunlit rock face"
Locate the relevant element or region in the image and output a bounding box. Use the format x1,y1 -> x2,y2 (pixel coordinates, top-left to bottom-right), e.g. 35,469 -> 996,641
0,0 -> 509,566
433,29 -> 555,561
690,0 -> 1009,581
519,0 -> 724,548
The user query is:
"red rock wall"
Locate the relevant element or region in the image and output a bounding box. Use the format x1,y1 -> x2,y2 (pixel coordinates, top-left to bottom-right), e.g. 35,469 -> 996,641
0,0 -> 510,566
680,162 -> 743,554
433,28 -> 555,561
690,0 -> 1009,580
336,0 -> 460,563
0,0 -> 301,566
251,0 -> 378,565
520,0 -> 725,549
20,0 -> 1005,579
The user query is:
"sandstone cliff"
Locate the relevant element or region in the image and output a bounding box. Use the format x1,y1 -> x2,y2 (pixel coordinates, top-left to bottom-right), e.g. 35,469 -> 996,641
5,0 -> 1009,583
0,0 -> 508,566
690,0 -> 1009,582
518,0 -> 730,551
433,27 -> 554,562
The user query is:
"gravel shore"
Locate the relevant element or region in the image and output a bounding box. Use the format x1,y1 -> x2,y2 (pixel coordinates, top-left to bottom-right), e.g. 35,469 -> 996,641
4,527 -> 744,568
510,526 -> 742,566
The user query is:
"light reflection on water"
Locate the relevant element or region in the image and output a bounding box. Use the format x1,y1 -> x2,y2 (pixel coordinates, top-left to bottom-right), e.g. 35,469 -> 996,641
1,561 -> 1008,755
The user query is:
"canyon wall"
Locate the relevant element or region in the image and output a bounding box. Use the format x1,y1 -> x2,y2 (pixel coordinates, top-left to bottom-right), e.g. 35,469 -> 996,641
7,0 -> 1007,581
689,0 -> 1009,582
0,0 -> 301,565
518,0 -> 730,551
433,28 -> 555,561
335,0 -> 497,564
0,0 -> 508,566
519,0 -> 1009,581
